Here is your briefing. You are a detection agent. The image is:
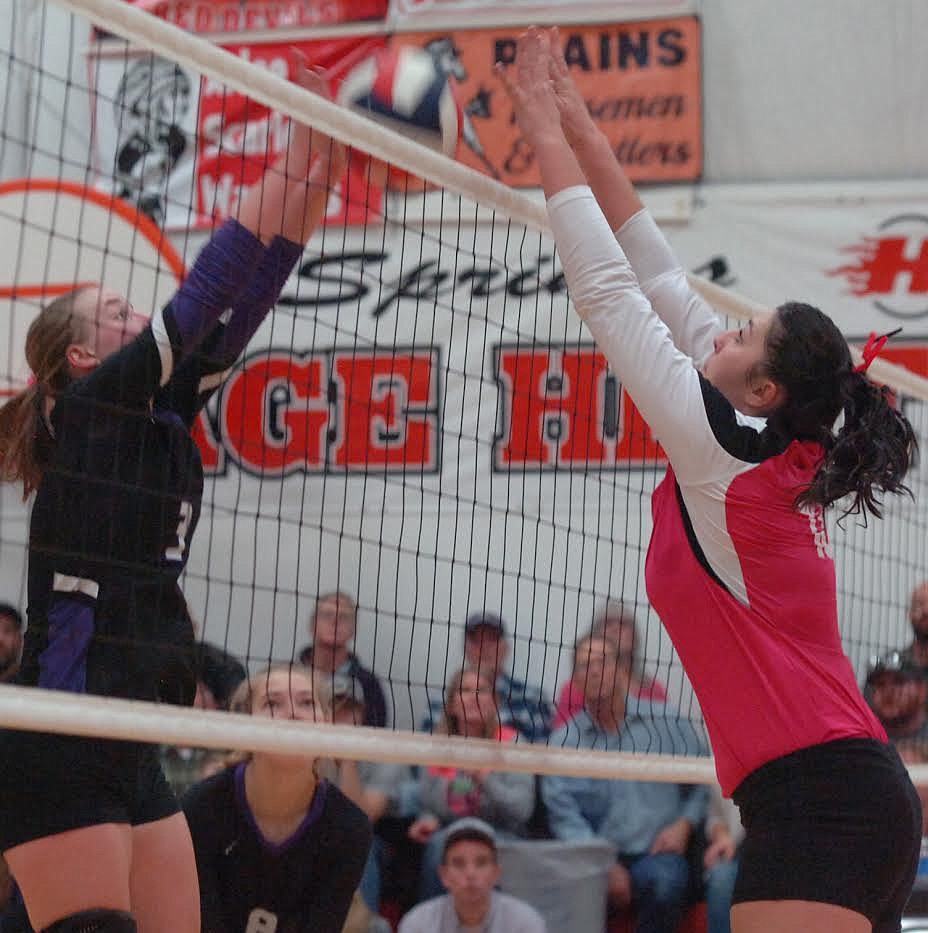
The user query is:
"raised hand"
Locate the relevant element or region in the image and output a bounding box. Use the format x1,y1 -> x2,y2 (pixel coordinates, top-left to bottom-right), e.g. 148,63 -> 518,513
494,27 -> 564,147
290,51 -> 348,178
547,26 -> 598,149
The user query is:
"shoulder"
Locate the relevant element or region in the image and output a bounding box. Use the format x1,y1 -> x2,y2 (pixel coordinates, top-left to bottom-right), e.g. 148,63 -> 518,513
182,764 -> 236,816
398,897 -> 444,932
319,781 -> 373,840
495,892 -> 546,929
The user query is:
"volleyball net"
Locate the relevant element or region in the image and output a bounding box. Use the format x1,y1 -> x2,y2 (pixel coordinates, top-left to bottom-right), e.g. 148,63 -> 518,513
0,0 -> 927,784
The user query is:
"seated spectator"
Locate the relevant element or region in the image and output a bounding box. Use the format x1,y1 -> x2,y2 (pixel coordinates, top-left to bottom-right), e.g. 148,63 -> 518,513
898,580 -> 928,673
183,664 -> 372,933
330,673 -> 415,927
542,633 -> 708,933
399,818 -> 546,933
702,787 -> 743,933
866,651 -> 928,758
422,611 -> 552,741
300,591 -> 388,727
161,640 -> 247,796
410,668 -> 535,900
553,599 -> 666,730
0,602 -> 23,683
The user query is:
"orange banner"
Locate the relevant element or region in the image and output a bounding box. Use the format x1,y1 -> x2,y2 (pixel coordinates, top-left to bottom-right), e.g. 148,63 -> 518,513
395,17 -> 702,185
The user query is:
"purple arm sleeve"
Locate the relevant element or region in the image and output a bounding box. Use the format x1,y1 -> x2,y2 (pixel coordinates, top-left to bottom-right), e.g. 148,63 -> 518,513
206,235 -> 304,367
161,218 -> 266,358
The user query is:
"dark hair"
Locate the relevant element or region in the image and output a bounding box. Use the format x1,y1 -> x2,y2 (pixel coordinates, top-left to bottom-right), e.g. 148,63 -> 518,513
763,302 -> 917,519
0,288 -> 91,497
0,603 -> 23,631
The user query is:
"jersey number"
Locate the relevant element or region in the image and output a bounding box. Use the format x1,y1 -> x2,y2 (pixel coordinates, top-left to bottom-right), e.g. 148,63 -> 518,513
245,908 -> 278,933
165,500 -> 193,562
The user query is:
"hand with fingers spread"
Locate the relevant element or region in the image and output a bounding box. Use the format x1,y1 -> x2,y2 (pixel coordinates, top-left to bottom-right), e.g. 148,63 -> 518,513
546,26 -> 599,150
494,27 -> 564,148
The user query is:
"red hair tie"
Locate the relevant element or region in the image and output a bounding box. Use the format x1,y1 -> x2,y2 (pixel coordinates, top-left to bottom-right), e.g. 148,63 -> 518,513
854,327 -> 901,374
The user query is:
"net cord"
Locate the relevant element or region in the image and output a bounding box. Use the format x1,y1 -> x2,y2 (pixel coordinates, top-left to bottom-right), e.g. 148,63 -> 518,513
2,0 -> 925,784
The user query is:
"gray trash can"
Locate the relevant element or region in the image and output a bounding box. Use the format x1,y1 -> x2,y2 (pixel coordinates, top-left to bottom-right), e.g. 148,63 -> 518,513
497,839 -> 615,933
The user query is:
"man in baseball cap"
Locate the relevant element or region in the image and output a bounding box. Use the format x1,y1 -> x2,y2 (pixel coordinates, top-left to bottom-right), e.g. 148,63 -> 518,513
399,818 -> 545,932
422,610 -> 552,742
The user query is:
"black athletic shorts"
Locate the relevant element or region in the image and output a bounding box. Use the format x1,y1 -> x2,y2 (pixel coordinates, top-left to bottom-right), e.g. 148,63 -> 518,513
0,728 -> 179,853
732,738 -> 921,932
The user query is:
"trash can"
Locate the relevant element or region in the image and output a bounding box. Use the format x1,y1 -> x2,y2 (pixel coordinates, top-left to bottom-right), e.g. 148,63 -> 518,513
497,839 -> 615,933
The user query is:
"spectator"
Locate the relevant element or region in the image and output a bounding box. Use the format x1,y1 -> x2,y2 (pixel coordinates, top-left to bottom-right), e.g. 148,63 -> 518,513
553,599 -> 666,729
899,581 -> 928,672
183,664 -> 372,933
300,591 -> 388,727
542,634 -> 708,933
0,603 -> 23,683
399,818 -> 546,933
702,787 -> 743,933
866,652 -> 928,758
410,668 -> 535,900
330,673 -> 414,926
422,611 -> 552,741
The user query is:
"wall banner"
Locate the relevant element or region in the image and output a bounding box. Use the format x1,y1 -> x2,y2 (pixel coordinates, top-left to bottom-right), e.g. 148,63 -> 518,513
89,15 -> 701,231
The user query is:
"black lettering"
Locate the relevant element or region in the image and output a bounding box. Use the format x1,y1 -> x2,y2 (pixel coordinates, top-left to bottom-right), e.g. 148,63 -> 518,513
458,266 -> 506,297
618,31 -> 649,69
657,28 -> 686,66
563,34 -> 591,71
283,251 -> 386,306
503,135 -> 535,175
372,261 -> 451,318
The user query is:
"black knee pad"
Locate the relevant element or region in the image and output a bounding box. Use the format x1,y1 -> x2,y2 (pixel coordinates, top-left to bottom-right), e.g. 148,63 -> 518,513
43,909 -> 137,933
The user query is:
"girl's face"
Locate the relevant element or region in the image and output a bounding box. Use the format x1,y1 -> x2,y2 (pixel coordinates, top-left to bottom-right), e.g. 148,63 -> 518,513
700,311 -> 778,415
448,671 -> 495,735
251,669 -> 327,724
69,287 -> 149,372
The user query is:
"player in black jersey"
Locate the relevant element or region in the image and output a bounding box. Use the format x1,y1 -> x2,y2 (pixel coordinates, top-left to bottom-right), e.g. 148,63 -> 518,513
182,665 -> 372,933
0,65 -> 346,933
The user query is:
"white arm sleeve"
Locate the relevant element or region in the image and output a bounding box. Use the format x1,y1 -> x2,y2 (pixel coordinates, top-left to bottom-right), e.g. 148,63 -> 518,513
615,209 -> 722,366
547,187 -> 733,485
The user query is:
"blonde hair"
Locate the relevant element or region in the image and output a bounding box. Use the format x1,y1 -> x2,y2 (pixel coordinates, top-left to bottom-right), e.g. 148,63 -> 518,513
224,664 -> 333,767
437,667 -> 500,739
0,288 -> 91,497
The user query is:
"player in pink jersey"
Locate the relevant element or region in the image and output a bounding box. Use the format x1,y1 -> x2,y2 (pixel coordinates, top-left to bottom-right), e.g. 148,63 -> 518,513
498,29 -> 920,933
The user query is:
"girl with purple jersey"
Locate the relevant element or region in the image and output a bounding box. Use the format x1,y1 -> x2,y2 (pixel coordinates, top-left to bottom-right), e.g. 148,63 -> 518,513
0,64 -> 346,933
498,29 -> 919,933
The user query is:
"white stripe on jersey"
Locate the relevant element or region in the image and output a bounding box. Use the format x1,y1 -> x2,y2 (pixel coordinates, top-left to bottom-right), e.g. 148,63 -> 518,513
52,572 -> 99,600
150,306 -> 174,387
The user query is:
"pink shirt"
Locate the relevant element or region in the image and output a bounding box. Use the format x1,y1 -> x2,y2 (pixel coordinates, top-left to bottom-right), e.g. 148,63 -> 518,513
547,189 -> 886,796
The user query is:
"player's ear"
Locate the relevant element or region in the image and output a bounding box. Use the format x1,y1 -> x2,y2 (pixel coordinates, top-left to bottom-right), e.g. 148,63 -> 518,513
66,340 -> 98,372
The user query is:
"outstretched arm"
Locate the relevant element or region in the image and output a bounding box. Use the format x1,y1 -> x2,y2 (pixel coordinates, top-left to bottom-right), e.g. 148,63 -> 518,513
546,29 -> 721,363
497,30 -> 734,486
236,59 -> 347,246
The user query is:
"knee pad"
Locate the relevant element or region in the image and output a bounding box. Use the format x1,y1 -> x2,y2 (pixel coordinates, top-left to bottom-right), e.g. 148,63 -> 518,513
43,909 -> 137,933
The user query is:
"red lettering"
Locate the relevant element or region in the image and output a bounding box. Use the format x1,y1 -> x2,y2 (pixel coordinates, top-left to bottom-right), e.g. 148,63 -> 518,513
494,345 -> 664,468
331,350 -> 438,470
221,353 -> 328,475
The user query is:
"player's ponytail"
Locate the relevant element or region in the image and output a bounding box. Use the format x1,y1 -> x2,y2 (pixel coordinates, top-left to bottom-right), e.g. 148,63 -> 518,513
0,289 -> 89,497
764,302 -> 917,520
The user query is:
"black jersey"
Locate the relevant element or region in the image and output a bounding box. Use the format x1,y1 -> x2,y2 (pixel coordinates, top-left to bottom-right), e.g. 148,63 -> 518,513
17,222 -> 302,704
182,766 -> 372,933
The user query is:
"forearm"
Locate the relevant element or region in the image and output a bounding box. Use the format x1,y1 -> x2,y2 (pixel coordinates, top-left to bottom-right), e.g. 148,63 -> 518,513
572,127 -> 643,233
236,125 -> 338,245
532,131 -> 588,200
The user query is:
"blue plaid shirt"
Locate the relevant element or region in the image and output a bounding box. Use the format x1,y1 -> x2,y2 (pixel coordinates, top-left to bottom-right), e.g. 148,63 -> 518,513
421,671 -> 553,741
542,700 -> 710,855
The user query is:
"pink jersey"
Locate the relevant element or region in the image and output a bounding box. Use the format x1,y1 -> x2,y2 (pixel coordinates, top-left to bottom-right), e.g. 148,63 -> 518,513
547,188 -> 886,796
